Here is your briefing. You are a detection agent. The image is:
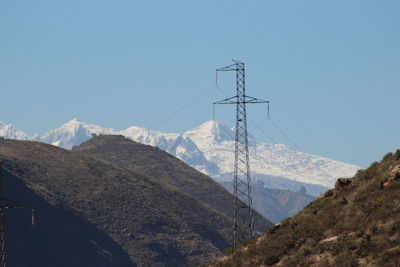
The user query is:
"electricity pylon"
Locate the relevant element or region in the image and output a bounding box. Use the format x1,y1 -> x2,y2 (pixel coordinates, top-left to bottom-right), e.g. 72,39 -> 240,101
0,156 -> 34,267
214,60 -> 268,248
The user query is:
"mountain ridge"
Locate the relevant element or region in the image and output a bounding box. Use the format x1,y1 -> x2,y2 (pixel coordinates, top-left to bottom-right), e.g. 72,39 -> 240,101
73,134 -> 272,230
0,118 -> 360,197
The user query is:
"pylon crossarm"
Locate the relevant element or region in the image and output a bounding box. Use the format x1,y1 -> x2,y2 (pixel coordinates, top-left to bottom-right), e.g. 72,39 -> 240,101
244,96 -> 269,104
232,59 -> 244,64
214,95 -> 269,105
0,198 -> 27,209
213,96 -> 237,105
216,63 -> 237,72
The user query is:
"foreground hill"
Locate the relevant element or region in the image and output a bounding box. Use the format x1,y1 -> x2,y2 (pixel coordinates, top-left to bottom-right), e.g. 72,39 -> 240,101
2,168 -> 133,267
210,150 -> 400,266
73,135 -> 272,231
0,139 -> 241,266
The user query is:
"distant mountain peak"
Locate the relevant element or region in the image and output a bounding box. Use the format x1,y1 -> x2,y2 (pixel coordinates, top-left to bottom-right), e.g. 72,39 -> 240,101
40,118 -> 117,149
1,118 -> 361,196
0,121 -> 29,140
68,118 -> 81,123
184,120 -> 234,143
60,118 -> 88,129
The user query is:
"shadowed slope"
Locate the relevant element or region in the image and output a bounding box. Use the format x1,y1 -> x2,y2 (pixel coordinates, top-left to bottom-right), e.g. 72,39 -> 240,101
0,139 -> 237,266
73,135 -> 273,232
2,169 -> 133,267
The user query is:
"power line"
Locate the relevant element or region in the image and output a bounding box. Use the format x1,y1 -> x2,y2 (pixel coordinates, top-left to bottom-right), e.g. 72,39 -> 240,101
215,77 -> 279,145
6,226 -> 34,260
147,86 -> 216,130
268,117 -> 300,150
214,81 -> 279,145
248,117 -> 279,145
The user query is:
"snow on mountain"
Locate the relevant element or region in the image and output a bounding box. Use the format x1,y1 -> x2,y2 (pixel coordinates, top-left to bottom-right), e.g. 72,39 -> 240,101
1,118 -> 361,196
184,120 -> 235,144
0,121 -> 29,140
181,120 -> 360,195
120,126 -> 179,151
40,118 -> 118,149
168,135 -> 220,174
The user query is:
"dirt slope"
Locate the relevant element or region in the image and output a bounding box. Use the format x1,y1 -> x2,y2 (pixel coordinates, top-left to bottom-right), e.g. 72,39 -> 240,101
210,150 -> 400,266
0,139 -> 239,266
73,135 -> 272,232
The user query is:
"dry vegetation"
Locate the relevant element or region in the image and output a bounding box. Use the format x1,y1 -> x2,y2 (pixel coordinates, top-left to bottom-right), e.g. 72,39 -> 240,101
74,135 -> 272,232
0,139 -> 237,266
210,150 -> 400,266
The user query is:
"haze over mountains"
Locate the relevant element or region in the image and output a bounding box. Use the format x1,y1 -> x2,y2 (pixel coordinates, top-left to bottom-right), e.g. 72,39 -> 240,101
0,118 -> 360,197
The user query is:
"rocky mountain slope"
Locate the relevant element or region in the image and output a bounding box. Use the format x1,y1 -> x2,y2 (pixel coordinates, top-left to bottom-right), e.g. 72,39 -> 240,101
0,139 -> 255,266
73,135 -> 271,231
221,181 -> 315,223
210,150 -> 400,266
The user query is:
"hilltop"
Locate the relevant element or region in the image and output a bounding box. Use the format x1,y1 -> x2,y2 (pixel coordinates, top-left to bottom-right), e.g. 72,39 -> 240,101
210,150 -> 400,266
0,139 -> 244,266
73,135 -> 272,231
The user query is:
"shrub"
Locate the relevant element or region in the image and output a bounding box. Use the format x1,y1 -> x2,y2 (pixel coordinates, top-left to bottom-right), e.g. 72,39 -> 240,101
334,253 -> 358,267
383,152 -> 393,161
393,150 -> 400,161
390,221 -> 400,234
316,258 -> 332,267
356,235 -> 371,257
263,255 -> 279,265
378,248 -> 400,265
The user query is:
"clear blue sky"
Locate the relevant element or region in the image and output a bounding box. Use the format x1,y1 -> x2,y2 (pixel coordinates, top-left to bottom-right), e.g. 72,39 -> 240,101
1,0 -> 399,167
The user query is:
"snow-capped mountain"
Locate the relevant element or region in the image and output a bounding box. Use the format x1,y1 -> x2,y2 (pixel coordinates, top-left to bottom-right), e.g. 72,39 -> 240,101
182,120 -> 359,195
183,120 -> 358,186
0,119 -> 361,196
0,121 -> 29,140
40,118 -> 118,148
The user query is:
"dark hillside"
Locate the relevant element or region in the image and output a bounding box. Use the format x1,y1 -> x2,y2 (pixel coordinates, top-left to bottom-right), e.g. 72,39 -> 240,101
0,139 -> 238,266
73,135 -> 272,232
2,169 -> 133,267
210,150 -> 400,266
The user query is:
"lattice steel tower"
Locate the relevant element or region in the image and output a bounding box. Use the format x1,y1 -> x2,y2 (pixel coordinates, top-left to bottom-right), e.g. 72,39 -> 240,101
0,156 -> 34,267
214,60 -> 268,247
